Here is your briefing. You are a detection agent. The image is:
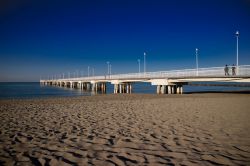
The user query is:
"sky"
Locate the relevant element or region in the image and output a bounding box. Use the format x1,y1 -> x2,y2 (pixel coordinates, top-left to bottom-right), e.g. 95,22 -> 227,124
0,0 -> 250,82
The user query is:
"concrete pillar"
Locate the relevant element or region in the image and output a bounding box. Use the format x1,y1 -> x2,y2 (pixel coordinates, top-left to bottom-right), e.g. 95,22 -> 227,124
171,86 -> 175,94
161,85 -> 166,94
122,84 -> 125,93
157,85 -> 161,94
114,84 -> 118,94
126,84 -> 129,93
101,83 -> 104,93
180,86 -> 183,94
87,83 -> 90,90
104,83 -> 107,93
168,85 -> 172,94
119,84 -> 122,93
92,83 -> 95,91
83,83 -> 85,89
102,83 -> 104,93
177,86 -> 180,94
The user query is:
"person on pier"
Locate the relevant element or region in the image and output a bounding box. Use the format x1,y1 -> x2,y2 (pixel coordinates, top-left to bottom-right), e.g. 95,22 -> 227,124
224,65 -> 229,76
232,64 -> 236,76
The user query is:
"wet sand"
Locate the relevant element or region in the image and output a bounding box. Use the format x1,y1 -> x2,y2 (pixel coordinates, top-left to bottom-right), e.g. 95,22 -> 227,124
0,93 -> 250,165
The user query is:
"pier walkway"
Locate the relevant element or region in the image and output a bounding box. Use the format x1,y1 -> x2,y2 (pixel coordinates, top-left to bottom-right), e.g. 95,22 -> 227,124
40,65 -> 250,94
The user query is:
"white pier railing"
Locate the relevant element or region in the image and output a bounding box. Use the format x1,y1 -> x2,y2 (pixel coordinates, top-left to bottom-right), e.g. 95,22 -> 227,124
42,65 -> 250,82
108,65 -> 250,80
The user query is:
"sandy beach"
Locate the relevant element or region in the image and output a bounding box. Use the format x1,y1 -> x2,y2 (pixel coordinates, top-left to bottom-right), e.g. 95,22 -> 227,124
0,93 -> 250,165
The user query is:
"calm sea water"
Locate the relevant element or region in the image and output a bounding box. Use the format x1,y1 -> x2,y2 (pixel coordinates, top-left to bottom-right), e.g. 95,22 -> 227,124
0,82 -> 249,99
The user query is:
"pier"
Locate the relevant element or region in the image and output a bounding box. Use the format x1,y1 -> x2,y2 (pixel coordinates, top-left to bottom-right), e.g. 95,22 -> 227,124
40,65 -> 250,94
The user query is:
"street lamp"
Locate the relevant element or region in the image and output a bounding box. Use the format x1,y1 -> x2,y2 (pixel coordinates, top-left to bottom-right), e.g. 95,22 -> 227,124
195,48 -> 199,76
88,66 -> 90,77
110,64 -> 112,75
138,59 -> 141,73
236,31 -> 239,73
107,61 -> 110,75
144,52 -> 146,74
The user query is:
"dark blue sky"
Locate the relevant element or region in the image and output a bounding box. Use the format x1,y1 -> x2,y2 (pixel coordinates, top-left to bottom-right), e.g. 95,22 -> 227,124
1,0 -> 250,81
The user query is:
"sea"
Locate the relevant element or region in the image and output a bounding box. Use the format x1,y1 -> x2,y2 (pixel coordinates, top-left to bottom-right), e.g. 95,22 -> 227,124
0,82 -> 250,99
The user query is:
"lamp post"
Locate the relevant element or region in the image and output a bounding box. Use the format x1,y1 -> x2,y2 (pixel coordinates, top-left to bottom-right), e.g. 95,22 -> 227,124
236,31 -> 239,73
195,48 -> 199,76
110,64 -> 112,76
107,61 -> 110,76
92,68 -> 94,76
138,59 -> 141,73
88,66 -> 90,77
144,52 -> 146,74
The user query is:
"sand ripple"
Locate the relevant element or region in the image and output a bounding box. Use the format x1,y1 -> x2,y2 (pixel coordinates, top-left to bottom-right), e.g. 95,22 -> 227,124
0,94 -> 250,165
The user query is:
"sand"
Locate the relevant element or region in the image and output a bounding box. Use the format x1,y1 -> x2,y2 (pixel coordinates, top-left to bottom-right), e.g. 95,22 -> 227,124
0,93 -> 250,166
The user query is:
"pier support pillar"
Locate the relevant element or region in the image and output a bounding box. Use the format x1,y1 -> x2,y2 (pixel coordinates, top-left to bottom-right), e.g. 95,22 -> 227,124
129,83 -> 132,93
171,86 -> 176,94
126,84 -> 130,93
177,86 -> 180,94
126,84 -> 129,93
168,86 -> 171,94
114,84 -> 119,94
119,84 -> 122,93
161,85 -> 166,94
87,83 -> 91,90
101,83 -> 106,93
180,86 -> 183,94
176,85 -> 183,94
91,83 -> 96,92
157,85 -> 161,94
